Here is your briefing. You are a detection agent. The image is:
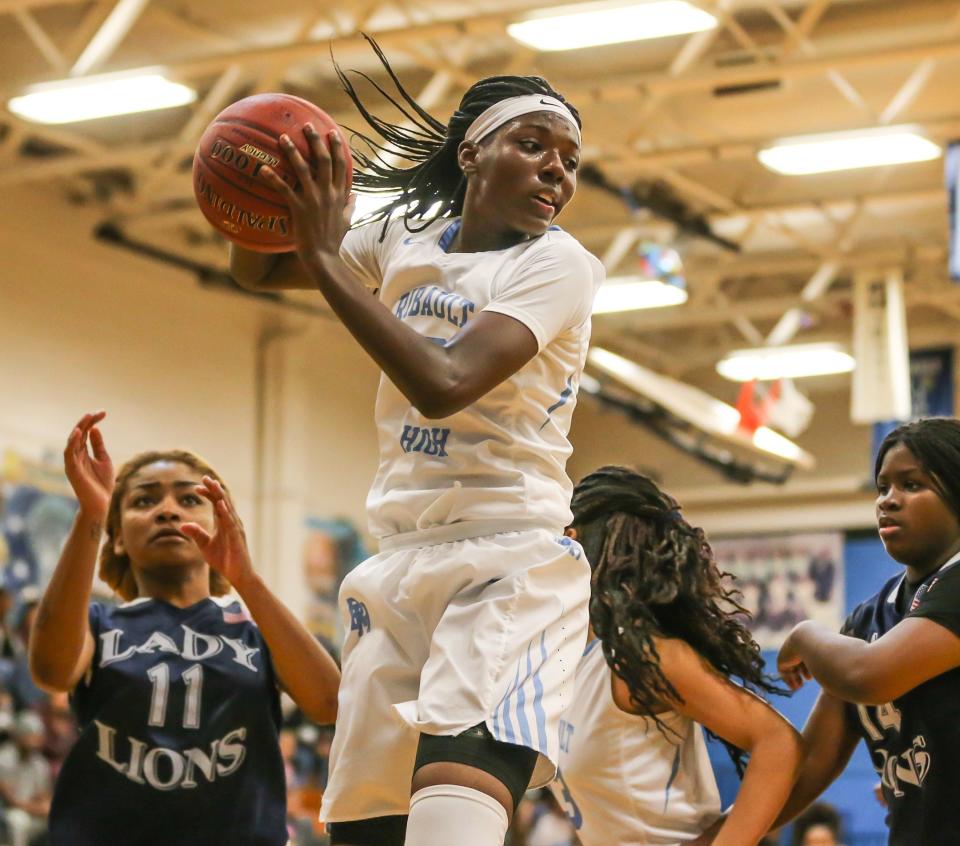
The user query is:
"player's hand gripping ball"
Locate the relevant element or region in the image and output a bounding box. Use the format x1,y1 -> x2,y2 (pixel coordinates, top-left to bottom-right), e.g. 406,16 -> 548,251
193,93 -> 353,253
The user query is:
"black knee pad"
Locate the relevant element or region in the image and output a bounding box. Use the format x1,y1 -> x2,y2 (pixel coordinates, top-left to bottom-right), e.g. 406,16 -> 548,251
327,815 -> 407,846
414,723 -> 539,810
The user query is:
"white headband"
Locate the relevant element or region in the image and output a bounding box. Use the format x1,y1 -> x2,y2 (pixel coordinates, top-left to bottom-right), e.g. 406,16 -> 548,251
464,94 -> 581,146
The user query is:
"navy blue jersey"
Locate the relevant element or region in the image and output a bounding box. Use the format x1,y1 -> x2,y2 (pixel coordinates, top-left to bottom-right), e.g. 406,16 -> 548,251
842,555 -> 960,846
50,597 -> 287,846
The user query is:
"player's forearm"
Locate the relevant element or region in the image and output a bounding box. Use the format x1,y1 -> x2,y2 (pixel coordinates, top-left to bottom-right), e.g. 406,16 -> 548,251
229,245 -> 306,291
770,694 -> 858,829
713,728 -> 801,846
770,757 -> 843,829
230,244 -> 284,291
30,511 -> 98,690
789,622 -> 877,702
301,249 -> 478,417
231,572 -> 340,724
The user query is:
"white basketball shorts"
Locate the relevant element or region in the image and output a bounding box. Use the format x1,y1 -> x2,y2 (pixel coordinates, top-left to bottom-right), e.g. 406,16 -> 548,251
319,525 -> 591,823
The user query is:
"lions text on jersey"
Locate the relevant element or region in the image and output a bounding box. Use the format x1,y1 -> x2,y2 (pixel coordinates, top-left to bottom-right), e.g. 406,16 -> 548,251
50,598 -> 286,846
843,553 -> 960,846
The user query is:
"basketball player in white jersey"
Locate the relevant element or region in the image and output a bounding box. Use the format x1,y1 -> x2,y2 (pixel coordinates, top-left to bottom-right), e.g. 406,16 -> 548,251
229,36 -> 604,846
554,467 -> 801,845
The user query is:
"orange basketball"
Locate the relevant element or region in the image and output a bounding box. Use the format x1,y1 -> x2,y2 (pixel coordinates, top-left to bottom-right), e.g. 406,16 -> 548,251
192,93 -> 353,253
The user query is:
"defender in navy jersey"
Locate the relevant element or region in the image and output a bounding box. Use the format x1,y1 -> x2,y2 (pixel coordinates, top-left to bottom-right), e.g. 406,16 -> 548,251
30,413 -> 340,846
771,418 -> 960,845
840,564 -> 960,843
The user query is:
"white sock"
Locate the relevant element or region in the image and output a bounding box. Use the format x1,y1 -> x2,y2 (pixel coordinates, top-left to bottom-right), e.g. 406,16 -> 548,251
404,784 -> 509,846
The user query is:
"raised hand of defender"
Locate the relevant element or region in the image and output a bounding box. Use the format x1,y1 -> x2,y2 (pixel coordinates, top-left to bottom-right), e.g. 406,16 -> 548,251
259,124 -> 356,267
181,476 -> 255,588
63,411 -> 114,522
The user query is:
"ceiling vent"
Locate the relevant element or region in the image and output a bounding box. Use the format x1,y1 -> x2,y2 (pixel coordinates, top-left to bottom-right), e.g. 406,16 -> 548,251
711,49 -> 782,97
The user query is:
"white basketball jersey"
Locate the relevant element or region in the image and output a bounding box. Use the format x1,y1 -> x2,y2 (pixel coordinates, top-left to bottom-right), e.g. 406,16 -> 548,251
340,217 -> 604,540
552,640 -> 722,846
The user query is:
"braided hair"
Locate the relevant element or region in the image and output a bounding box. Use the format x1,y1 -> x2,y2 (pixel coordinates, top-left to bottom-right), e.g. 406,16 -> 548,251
570,465 -> 782,773
336,35 -> 581,238
875,417 -> 960,517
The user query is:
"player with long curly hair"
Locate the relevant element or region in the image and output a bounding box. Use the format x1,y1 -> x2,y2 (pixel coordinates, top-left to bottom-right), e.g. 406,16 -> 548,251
552,466 -> 801,846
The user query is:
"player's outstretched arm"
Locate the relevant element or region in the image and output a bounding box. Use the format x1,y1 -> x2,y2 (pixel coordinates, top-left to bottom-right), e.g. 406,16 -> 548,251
618,638 -> 802,846
769,690 -> 859,829
778,617 -> 960,704
30,413 -> 108,692
181,477 -> 340,724
702,692 -> 859,845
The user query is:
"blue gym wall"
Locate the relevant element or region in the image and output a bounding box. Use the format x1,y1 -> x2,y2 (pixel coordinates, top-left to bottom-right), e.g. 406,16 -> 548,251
707,531 -> 902,845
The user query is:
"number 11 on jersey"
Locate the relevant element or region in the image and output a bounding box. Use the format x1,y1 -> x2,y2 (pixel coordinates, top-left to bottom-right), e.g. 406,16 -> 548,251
147,664 -> 204,729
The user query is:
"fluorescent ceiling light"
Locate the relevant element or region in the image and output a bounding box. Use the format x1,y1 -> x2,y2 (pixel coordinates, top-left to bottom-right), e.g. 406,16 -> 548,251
507,0 -> 716,51
593,277 -> 688,313
8,72 -> 196,124
717,343 -> 855,382
758,127 -> 941,175
588,347 -> 814,467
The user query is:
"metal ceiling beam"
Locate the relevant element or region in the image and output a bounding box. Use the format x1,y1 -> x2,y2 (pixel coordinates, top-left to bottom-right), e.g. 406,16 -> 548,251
2,112 -> 107,158
606,116 -> 960,172
714,188 -> 946,225
70,0 -> 152,76
611,279 -> 960,332
680,244 -> 947,279
624,0 -> 741,149
13,8 -> 67,70
0,0 -> 824,14
62,1 -> 118,71
580,37 -> 960,103
610,291 -> 847,331
765,261 -> 838,345
7,100 -> 955,194
763,0 -> 874,118
0,140 -> 169,184
147,7 -> 239,51
3,10 -> 954,107
878,7 -> 960,125
780,0 -> 834,57
570,189 -> 945,248
0,0 -> 85,11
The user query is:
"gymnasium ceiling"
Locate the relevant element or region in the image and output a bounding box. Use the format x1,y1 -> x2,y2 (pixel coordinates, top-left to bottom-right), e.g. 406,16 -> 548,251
2,0 -> 959,407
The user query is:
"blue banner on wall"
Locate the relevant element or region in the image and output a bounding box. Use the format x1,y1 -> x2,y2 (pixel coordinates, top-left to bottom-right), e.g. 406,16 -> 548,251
871,346 -> 955,465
